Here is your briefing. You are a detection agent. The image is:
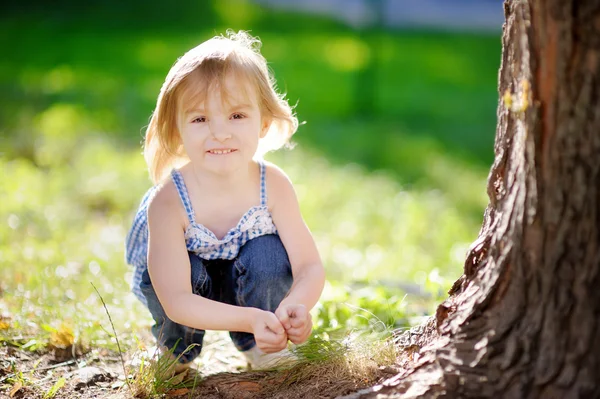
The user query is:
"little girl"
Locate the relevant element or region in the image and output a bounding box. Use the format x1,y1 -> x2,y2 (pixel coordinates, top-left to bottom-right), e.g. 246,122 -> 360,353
125,31 -> 325,370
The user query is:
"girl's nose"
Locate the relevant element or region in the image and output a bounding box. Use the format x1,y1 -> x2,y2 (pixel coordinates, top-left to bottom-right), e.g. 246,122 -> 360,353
209,120 -> 232,142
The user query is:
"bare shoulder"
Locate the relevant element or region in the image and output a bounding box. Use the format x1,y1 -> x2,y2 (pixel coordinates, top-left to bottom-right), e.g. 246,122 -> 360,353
264,160 -> 295,188
147,179 -> 184,226
263,161 -> 297,209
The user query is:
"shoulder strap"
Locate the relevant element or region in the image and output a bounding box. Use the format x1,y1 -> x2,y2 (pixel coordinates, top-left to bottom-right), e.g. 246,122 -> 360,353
171,170 -> 196,224
259,161 -> 267,206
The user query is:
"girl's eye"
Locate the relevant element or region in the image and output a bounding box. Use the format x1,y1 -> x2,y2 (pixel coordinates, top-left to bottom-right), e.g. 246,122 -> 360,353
231,113 -> 245,120
191,116 -> 206,123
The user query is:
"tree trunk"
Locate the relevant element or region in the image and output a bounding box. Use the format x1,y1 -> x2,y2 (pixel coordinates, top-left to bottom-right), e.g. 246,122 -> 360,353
342,1 -> 600,398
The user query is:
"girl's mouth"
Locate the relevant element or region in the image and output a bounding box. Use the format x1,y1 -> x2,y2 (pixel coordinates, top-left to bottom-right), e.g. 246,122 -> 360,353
207,149 -> 237,155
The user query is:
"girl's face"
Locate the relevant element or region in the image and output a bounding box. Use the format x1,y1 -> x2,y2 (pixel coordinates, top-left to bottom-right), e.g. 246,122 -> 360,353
178,75 -> 269,176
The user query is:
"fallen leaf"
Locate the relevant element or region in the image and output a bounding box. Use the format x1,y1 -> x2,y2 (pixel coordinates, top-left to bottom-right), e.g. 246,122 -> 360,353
0,320 -> 9,330
50,324 -> 75,348
9,381 -> 23,397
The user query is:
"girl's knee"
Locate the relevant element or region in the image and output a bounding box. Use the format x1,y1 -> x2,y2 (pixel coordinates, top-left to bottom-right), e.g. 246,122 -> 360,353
234,235 -> 293,309
238,234 -> 290,274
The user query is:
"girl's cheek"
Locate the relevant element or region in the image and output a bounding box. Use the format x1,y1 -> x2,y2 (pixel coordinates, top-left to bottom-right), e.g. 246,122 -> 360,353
185,126 -> 206,138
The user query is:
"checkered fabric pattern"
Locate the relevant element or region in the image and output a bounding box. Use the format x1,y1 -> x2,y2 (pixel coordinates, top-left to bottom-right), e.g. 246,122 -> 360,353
125,161 -> 277,305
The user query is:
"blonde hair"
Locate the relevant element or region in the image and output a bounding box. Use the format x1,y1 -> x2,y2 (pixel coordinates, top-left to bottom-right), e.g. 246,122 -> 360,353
143,30 -> 298,183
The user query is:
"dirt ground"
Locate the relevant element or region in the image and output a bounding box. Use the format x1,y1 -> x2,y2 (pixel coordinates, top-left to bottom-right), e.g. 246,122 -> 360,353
1,330 -> 397,399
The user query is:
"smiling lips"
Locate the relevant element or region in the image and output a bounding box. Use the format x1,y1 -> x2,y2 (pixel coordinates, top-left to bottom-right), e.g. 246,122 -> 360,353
207,149 -> 237,155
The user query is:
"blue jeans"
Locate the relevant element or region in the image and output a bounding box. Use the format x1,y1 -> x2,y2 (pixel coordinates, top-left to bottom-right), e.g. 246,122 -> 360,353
139,234 -> 293,363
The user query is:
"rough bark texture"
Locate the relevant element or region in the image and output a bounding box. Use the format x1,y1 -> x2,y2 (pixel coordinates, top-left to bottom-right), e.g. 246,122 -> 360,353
341,0 -> 600,398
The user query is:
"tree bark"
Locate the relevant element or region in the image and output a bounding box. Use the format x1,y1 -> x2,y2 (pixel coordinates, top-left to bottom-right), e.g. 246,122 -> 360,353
342,0 -> 600,398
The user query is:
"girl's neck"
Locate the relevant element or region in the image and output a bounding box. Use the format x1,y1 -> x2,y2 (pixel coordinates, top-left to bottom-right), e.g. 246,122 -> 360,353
188,161 -> 256,195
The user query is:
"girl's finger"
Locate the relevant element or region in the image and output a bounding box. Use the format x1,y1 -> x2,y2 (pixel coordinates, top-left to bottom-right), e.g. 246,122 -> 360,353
260,333 -> 286,347
288,307 -> 307,327
260,341 -> 287,353
264,314 -> 285,336
275,307 -> 292,330
290,317 -> 312,334
286,327 -> 304,337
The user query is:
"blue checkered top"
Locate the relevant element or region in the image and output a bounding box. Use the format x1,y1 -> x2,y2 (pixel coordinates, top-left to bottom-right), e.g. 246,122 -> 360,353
125,161 -> 278,305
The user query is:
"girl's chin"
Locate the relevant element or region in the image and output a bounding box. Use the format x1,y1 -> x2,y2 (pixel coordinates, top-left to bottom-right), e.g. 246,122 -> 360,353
202,158 -> 247,174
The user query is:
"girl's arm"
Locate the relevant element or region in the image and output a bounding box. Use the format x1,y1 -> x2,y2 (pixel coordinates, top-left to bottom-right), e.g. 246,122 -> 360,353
146,183 -> 286,351
268,164 -> 326,311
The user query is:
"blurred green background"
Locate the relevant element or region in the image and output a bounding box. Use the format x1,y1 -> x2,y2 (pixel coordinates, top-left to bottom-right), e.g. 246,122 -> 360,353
1,0 -> 500,350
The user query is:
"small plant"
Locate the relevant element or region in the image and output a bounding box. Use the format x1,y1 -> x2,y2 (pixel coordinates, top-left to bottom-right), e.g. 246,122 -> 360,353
128,343 -> 201,398
43,377 -> 66,399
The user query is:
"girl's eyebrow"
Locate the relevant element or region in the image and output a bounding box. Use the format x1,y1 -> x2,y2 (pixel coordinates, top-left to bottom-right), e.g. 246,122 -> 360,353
229,103 -> 252,111
186,108 -> 205,115
185,104 -> 252,115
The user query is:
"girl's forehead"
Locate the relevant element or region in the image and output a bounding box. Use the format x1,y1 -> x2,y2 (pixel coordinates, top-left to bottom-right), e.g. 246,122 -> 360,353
180,73 -> 258,112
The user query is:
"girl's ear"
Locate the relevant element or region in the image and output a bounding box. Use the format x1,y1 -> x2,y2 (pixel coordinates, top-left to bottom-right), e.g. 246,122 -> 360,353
260,118 -> 272,138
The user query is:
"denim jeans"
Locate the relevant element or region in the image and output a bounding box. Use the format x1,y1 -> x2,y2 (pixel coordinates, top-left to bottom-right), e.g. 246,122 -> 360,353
139,234 -> 293,363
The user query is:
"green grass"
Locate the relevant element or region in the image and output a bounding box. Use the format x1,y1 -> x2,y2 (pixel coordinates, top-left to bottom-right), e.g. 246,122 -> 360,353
1,0 -> 496,384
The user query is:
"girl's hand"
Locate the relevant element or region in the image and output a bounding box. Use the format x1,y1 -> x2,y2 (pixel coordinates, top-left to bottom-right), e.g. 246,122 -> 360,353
275,304 -> 313,344
250,310 -> 288,353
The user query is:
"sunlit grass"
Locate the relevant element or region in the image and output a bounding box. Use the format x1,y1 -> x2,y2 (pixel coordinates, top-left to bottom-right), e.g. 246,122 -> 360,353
268,145 -> 485,293
1,139 -> 148,353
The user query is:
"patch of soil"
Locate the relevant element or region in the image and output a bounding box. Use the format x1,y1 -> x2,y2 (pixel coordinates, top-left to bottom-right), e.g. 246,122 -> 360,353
0,343 -> 126,399
1,331 -> 398,399
185,366 -> 397,399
